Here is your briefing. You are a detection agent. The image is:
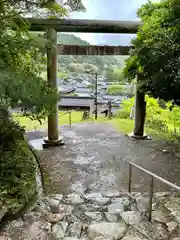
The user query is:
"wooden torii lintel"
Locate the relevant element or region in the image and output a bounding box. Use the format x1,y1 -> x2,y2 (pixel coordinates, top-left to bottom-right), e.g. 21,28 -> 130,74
57,45 -> 131,55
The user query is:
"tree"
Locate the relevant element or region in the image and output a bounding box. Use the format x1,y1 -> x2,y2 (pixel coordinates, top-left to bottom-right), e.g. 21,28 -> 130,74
105,67 -> 125,82
107,85 -> 125,95
68,63 -> 84,72
124,0 -> 180,102
0,0 -> 85,122
83,63 -> 99,74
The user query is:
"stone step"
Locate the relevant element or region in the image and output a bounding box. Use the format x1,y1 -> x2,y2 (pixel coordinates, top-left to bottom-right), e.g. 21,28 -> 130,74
1,191 -> 180,239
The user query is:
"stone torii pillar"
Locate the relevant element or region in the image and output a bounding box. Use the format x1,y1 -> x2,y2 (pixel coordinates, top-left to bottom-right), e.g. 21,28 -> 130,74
128,75 -> 150,139
43,28 -> 64,147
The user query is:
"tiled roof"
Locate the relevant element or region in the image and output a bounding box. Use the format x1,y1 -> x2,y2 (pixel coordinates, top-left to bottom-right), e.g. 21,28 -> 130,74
58,97 -> 94,107
75,87 -> 92,93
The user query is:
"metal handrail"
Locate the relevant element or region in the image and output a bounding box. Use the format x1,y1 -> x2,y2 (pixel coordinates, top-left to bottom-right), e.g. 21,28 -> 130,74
128,161 -> 180,221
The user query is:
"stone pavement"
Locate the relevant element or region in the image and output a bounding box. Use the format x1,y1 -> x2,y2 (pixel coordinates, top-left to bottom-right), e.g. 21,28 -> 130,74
1,190 -> 180,239
2,122 -> 180,239
27,122 -> 180,194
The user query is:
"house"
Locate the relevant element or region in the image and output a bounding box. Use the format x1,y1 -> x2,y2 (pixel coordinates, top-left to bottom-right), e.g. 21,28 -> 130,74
58,85 -> 76,95
58,96 -> 94,112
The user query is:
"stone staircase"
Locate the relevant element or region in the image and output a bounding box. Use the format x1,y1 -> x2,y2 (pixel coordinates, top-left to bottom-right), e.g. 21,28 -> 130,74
1,191 -> 180,239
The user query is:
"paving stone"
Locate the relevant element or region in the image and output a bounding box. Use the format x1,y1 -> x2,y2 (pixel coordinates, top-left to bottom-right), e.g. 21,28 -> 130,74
65,193 -> 84,204
70,182 -> 86,195
58,204 -> 75,214
27,221 -> 52,239
135,196 -> 150,213
66,222 -> 82,238
83,193 -> 109,205
52,222 -> 68,239
49,198 -> 60,213
3,219 -> 24,232
111,196 -> 131,211
102,191 -> 124,198
121,211 -> 142,226
80,235 -> 91,240
155,192 -> 171,199
44,213 -> 65,223
84,212 -> 103,221
123,226 -> 148,240
92,237 -> 113,240
104,213 -> 118,222
108,201 -> 124,213
171,210 -> 180,223
152,209 -> 172,224
77,204 -> 102,212
87,221 -> 127,239
51,194 -> 63,202
23,211 -> 42,222
122,236 -> 147,240
165,198 -> 180,212
64,214 -> 81,223
0,234 -> 12,240
166,221 -> 178,233
133,220 -> 169,240
63,238 -> 79,240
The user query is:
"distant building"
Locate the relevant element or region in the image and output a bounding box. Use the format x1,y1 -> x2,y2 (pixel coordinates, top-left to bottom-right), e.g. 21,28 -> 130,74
58,96 -> 94,112
58,85 -> 76,95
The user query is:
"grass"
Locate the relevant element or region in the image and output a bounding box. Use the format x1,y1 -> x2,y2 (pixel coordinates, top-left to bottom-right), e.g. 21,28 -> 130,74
108,117 -> 177,141
13,110 -> 179,142
14,111 -> 84,131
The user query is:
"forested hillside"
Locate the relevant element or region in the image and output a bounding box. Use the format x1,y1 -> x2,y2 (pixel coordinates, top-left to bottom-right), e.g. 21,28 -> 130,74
57,33 -> 128,72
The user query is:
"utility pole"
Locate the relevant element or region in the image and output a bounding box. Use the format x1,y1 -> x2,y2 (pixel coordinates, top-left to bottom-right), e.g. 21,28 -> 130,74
95,73 -> 98,120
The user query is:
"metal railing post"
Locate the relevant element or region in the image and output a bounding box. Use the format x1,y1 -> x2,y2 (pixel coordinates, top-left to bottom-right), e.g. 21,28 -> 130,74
148,176 -> 154,221
128,161 -> 180,222
69,111 -> 72,127
128,163 -> 132,193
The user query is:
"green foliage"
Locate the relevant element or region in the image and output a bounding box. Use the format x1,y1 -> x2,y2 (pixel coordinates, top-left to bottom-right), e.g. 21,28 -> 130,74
107,84 -> 134,97
124,0 -> 180,101
108,85 -> 125,95
146,117 -> 168,133
116,97 -> 134,118
116,95 -> 180,140
68,63 -> 85,73
0,109 -> 36,209
57,72 -> 68,80
106,67 -> 125,82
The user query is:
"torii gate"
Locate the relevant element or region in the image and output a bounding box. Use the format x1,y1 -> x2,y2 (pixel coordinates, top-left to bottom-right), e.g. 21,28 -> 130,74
25,18 -> 146,146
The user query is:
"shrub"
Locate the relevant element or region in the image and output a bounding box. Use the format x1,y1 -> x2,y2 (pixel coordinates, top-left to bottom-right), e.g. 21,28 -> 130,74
115,109 -> 130,119
0,108 -> 36,211
145,117 -> 168,133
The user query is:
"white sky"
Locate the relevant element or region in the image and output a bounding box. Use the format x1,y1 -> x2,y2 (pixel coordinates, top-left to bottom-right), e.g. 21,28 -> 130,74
67,0 -> 160,45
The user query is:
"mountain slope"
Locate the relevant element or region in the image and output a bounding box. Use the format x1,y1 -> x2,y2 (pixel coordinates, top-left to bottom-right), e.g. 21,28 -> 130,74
57,33 -> 128,71
58,33 -> 90,46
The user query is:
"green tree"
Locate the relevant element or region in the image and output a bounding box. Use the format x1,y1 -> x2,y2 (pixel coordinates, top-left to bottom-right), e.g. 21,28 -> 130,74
124,0 -> 180,102
68,63 -> 84,72
57,71 -> 68,81
106,67 -> 125,82
0,0 -> 85,121
83,63 -> 99,73
107,85 -> 125,95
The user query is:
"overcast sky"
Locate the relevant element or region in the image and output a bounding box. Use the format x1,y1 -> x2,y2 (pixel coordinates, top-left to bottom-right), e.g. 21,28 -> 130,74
67,0 -> 160,45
